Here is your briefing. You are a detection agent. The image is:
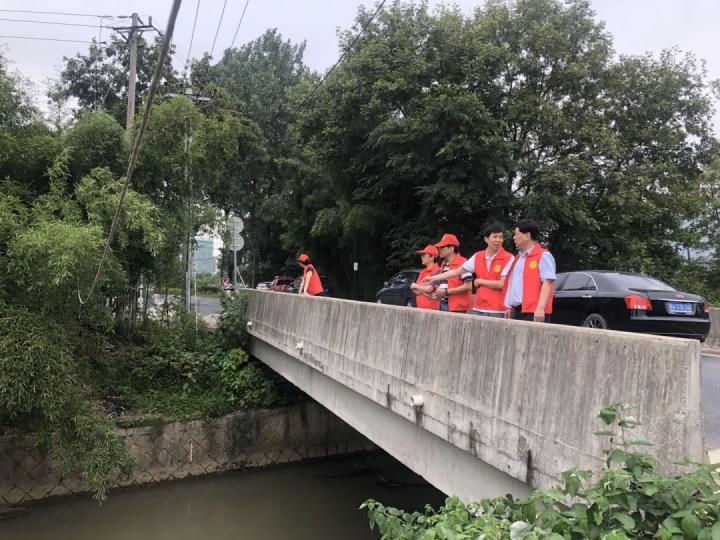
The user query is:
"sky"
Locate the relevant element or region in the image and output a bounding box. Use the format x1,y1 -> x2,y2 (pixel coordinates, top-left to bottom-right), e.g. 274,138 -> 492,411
2,0 -> 720,129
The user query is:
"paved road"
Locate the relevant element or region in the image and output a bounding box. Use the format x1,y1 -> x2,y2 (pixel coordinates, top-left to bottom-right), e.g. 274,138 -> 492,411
702,353 -> 720,450
193,296 -> 222,316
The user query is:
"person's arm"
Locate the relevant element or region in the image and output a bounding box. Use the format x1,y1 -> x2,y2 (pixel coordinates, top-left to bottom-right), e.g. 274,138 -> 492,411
438,266 -> 473,298
410,282 -> 435,295
421,265 -> 463,284
533,252 -> 557,322
474,255 -> 514,290
298,274 -> 307,294
534,280 -> 553,322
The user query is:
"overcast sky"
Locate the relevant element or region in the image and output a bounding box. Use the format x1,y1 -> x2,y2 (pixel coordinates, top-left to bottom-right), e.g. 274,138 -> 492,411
2,0 -> 720,132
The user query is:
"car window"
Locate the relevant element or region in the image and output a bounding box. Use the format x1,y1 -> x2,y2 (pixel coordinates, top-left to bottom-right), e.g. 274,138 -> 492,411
611,274 -> 675,291
560,273 -> 591,291
391,272 -> 413,283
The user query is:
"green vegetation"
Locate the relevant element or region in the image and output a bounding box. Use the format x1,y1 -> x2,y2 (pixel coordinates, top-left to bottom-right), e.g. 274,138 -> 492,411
2,0 -> 720,502
362,404 -> 720,538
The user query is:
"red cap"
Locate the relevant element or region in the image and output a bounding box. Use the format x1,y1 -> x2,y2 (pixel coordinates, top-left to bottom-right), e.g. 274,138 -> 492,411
297,253 -> 310,263
415,245 -> 439,257
434,233 -> 460,247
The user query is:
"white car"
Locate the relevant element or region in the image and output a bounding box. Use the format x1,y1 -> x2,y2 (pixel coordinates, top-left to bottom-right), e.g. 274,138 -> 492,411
255,281 -> 272,290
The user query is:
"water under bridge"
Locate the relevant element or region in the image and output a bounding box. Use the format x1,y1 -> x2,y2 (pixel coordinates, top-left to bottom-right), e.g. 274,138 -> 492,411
245,290 -> 713,501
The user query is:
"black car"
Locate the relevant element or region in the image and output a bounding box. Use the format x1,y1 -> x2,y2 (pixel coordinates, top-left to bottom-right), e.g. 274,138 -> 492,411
376,269 -> 421,307
552,271 -> 711,341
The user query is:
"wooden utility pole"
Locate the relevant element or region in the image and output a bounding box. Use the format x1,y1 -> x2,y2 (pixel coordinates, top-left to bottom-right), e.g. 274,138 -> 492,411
126,12 -> 139,131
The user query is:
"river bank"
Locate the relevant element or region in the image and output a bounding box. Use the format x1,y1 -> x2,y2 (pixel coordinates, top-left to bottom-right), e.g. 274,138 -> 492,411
0,402 -> 374,508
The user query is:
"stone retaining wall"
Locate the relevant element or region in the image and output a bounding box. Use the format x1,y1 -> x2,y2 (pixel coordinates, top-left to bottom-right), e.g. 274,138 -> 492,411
0,403 -> 374,507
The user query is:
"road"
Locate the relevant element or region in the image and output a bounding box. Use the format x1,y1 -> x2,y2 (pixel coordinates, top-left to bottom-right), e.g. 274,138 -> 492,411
193,295 -> 222,316
702,353 -> 720,450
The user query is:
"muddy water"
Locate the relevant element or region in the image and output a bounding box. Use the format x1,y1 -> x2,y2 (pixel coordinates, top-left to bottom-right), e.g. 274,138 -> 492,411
0,453 -> 445,540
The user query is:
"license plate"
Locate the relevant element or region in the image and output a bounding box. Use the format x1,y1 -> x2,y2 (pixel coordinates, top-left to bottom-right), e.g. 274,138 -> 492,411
666,302 -> 694,315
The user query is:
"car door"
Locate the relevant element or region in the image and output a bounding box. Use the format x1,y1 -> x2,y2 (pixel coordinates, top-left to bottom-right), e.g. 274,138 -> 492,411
553,272 -> 595,326
382,272 -> 409,305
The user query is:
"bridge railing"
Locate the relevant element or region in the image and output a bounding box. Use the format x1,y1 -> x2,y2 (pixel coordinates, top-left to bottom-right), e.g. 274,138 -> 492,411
246,290 -> 706,493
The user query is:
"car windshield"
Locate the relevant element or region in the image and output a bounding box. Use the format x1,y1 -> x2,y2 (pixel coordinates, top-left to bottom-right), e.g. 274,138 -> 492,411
610,274 -> 675,291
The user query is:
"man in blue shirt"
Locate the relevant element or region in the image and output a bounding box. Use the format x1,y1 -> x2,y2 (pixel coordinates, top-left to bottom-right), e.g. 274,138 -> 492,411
504,219 -> 557,322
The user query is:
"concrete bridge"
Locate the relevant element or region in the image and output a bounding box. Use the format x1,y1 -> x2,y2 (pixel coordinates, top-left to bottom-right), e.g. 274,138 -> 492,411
245,290 -> 710,502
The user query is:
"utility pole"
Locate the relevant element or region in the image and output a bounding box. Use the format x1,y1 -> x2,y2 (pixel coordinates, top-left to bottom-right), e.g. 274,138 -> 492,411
126,12 -> 139,131
111,14 -> 158,131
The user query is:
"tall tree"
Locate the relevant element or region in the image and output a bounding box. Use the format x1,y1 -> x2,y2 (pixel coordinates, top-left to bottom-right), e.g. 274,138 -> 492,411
53,34 -> 179,125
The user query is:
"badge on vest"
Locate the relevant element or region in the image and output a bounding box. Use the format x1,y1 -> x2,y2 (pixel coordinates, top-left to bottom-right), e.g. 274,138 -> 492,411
493,264 -> 502,272
529,260 -> 538,270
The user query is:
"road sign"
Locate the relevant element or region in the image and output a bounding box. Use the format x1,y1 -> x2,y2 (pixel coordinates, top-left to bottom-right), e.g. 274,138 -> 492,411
228,216 -> 244,233
229,235 -> 245,252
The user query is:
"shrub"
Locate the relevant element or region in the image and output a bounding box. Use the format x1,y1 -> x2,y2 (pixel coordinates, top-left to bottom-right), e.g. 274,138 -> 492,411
0,306 -> 132,500
362,403 -> 720,539
217,292 -> 249,350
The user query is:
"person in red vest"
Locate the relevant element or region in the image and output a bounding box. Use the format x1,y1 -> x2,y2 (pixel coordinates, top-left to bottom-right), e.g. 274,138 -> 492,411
429,233 -> 472,313
297,253 -> 325,296
503,219 -> 556,322
409,244 -> 440,310
425,222 -> 514,317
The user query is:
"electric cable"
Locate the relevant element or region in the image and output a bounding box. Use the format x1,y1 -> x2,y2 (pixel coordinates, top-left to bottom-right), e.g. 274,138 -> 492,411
0,17 -> 103,28
299,0 -> 387,109
78,0 -> 184,305
209,0 -> 228,57
182,0 -> 201,85
0,9 -> 112,19
229,0 -> 251,49
0,35 -> 103,44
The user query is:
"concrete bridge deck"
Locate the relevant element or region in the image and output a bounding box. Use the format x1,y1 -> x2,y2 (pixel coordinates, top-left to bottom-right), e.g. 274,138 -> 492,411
245,290 -> 709,501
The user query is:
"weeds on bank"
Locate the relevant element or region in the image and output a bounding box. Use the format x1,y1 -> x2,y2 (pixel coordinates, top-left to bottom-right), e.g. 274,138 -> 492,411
362,403 -> 720,539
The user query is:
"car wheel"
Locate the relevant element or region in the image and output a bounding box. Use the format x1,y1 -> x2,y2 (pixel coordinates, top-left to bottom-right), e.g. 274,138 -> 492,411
583,313 -> 607,329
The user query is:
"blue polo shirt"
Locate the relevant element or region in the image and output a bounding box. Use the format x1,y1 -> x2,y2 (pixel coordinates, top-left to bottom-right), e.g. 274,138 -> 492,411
504,245 -> 556,308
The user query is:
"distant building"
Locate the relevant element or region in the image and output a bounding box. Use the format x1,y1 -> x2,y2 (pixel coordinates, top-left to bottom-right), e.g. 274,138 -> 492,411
193,237 -> 216,275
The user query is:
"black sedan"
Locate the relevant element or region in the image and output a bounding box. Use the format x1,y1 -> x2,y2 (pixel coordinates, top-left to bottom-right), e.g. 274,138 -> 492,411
552,271 -> 711,341
376,269 -> 421,307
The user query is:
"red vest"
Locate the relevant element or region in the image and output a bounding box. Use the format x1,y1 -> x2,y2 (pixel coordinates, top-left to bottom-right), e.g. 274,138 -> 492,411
444,254 -> 472,312
303,264 -> 324,296
504,244 -> 554,314
473,247 -> 513,312
415,265 -> 440,310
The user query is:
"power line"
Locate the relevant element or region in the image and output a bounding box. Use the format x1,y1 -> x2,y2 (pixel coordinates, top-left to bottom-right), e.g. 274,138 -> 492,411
0,9 -> 112,19
229,0 -> 251,49
78,0 -> 184,305
183,0 -> 201,84
209,0 -> 228,58
299,0 -> 387,109
0,34 -> 103,44
0,17 -> 103,28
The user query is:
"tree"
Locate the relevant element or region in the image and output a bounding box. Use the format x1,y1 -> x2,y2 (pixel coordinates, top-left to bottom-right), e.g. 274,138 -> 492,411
53,34 -> 179,125
288,0 -> 717,298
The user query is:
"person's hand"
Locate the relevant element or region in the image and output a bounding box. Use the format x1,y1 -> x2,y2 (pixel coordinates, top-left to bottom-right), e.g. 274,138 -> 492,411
433,288 -> 447,300
533,307 -> 545,322
474,278 -> 482,288
504,309 -> 512,319
410,283 -> 418,291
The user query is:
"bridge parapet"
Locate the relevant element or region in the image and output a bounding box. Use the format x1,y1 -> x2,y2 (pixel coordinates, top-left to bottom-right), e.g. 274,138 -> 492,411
246,291 -> 705,497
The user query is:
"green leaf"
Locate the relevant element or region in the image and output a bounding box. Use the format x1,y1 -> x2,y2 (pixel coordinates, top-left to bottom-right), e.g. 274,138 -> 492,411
681,514 -> 701,539
712,522 -> 720,540
614,513 -> 636,530
628,438 -> 654,446
599,407 -> 618,425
